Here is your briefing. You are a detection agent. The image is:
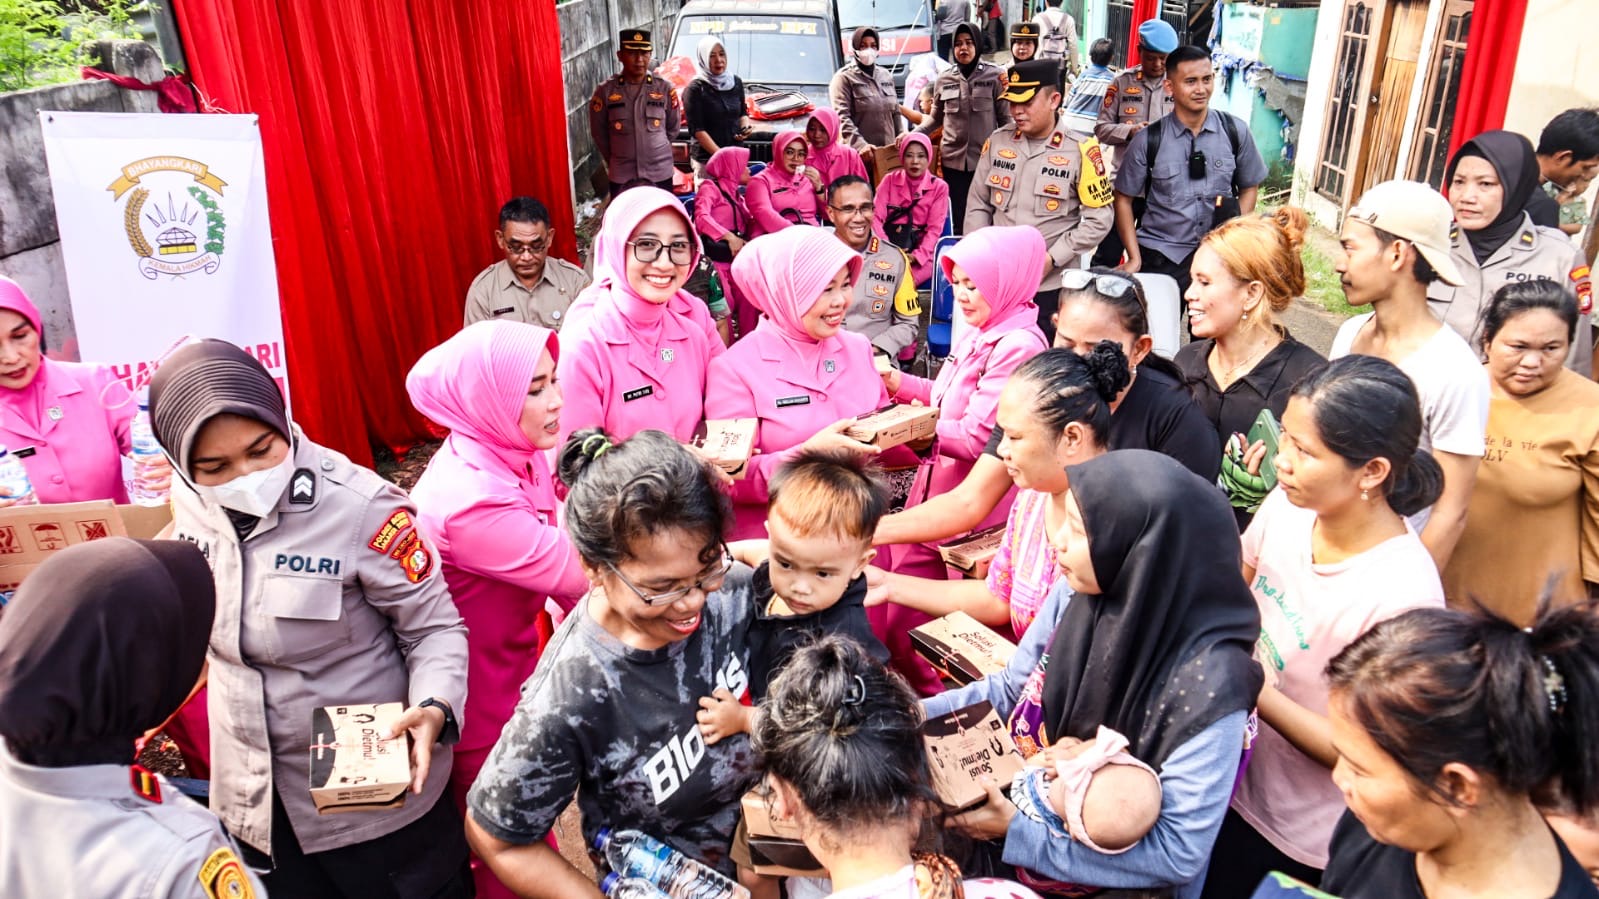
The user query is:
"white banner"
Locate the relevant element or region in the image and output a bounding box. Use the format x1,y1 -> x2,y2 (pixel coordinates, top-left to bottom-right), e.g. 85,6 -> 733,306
40,112 -> 289,401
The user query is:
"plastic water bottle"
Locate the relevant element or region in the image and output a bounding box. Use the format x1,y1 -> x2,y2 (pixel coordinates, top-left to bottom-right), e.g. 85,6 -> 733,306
601,874 -> 672,898
129,388 -> 168,506
594,828 -> 749,899
0,445 -> 37,506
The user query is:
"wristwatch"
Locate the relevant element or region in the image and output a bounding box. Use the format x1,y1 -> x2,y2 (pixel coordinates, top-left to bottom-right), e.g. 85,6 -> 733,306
418,697 -> 460,746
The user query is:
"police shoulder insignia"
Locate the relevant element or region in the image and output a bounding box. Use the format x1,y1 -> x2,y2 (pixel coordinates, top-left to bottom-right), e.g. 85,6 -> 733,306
867,236 -> 879,253
367,510 -> 412,554
199,847 -> 255,899
130,764 -> 161,803
1520,230 -> 1536,246
1049,132 -> 1063,148
289,469 -> 315,505
980,138 -> 990,155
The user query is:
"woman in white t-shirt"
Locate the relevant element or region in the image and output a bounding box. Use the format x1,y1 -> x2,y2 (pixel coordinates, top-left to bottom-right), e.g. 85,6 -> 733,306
1201,355 -> 1448,897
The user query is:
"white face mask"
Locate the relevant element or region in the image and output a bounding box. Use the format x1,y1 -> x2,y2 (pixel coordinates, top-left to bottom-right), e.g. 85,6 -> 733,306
855,47 -> 878,66
196,453 -> 295,518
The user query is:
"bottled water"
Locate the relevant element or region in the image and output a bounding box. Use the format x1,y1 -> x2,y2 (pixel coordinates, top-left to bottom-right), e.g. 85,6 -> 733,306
129,388 -> 169,506
601,874 -> 672,898
594,828 -> 749,899
0,444 -> 36,506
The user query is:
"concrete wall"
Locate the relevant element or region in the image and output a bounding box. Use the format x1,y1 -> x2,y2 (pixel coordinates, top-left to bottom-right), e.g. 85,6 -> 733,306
559,0 -> 684,199
0,41 -> 165,360
1504,0 -> 1599,140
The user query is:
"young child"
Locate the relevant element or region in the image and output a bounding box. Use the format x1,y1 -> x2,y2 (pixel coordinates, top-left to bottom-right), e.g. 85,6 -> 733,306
696,449 -> 891,742
1010,725 -> 1164,856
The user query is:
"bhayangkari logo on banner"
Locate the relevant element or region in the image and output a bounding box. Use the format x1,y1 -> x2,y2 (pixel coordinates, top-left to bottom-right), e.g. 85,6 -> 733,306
108,156 -> 227,279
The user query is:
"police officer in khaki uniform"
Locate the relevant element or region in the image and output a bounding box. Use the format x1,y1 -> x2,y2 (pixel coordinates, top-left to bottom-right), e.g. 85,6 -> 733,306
831,27 -> 903,154
827,175 -> 922,358
1090,18 -> 1177,267
589,30 -> 681,199
919,22 -> 1011,229
0,538 -> 267,899
1428,220 -> 1596,376
965,59 -> 1116,340
1009,21 -> 1040,63
150,340 -> 472,897
464,196 -> 590,330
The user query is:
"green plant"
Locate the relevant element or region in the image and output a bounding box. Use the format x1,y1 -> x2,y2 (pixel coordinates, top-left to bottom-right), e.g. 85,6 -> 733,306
0,0 -> 143,93
1301,237 -> 1359,318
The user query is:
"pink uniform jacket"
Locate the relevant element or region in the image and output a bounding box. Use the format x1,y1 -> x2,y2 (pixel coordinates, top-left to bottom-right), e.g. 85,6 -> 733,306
873,133 -> 951,285
746,131 -> 824,238
695,146 -> 753,335
0,280 -> 134,504
706,227 -> 886,538
807,109 -> 869,188
557,188 -> 725,447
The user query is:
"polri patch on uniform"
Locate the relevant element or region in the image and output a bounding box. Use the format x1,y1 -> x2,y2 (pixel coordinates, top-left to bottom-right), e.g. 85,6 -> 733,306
1125,85 -> 1142,96
1123,106 -> 1140,116
590,98 -> 602,112
873,284 -> 890,297
613,121 -> 624,131
399,535 -> 434,583
198,847 -> 256,899
1048,155 -> 1069,166
1044,183 -> 1061,195
993,189 -> 1006,205
874,258 -> 895,271
1045,198 -> 1061,211
997,148 -> 1018,159
367,510 -> 413,554
389,528 -> 422,561
872,299 -> 887,313
623,385 -> 654,402
776,395 -> 811,407
1103,86 -> 1117,108
289,469 -> 315,505
608,92 -> 623,102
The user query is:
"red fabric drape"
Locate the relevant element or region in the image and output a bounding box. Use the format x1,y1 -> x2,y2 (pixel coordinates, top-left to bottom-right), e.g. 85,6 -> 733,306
171,0 -> 577,465
1126,0 -> 1161,68
1447,0 -> 1528,158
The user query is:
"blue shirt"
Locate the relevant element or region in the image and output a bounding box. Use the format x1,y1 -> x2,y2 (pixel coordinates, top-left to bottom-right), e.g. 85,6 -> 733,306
1114,109 -> 1269,260
1062,65 -> 1115,136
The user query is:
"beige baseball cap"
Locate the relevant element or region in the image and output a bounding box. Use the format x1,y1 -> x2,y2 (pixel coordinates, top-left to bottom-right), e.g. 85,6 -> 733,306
1345,180 -> 1465,286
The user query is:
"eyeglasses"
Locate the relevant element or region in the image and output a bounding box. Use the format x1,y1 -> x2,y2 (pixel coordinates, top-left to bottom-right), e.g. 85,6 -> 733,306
607,547 -> 735,606
627,238 -> 696,265
1059,269 -> 1139,300
829,202 -> 875,217
782,145 -> 809,158
505,240 -> 549,257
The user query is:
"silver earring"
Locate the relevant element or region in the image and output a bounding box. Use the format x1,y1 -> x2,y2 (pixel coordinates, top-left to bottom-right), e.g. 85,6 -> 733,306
1361,489 -> 1369,501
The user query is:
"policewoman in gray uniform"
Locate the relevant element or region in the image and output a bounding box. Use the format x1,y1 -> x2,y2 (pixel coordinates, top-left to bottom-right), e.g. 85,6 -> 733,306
149,340 -> 471,898
0,537 -> 266,899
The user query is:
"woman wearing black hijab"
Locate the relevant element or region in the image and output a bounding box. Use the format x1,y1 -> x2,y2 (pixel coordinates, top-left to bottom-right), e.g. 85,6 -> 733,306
935,450 -> 1262,898
1427,130 -> 1595,376
149,339 -> 471,897
0,538 -> 266,898
829,26 -> 904,156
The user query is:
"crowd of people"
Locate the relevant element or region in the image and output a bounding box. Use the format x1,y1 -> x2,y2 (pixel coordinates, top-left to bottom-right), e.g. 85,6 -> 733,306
1,10 -> 1598,899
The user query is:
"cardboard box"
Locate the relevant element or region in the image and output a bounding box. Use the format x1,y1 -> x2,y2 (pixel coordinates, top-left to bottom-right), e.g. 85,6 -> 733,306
870,144 -> 902,186
741,785 -> 825,877
0,500 -> 173,593
922,701 -> 1025,811
309,702 -> 411,814
937,523 -> 1007,579
845,403 -> 939,450
692,418 -> 758,480
910,611 -> 1017,685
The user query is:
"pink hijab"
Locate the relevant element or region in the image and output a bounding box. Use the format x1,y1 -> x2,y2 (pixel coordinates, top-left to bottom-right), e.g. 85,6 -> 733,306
769,131 -> 811,187
732,227 -> 862,341
940,225 -> 1045,329
896,131 -> 937,194
807,109 -> 866,187
705,146 -> 750,192
0,277 -> 49,422
569,187 -> 703,334
406,321 -> 558,466
0,277 -> 43,334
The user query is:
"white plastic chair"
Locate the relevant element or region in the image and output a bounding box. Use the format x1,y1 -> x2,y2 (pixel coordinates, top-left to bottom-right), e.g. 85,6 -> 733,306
1132,272 -> 1183,359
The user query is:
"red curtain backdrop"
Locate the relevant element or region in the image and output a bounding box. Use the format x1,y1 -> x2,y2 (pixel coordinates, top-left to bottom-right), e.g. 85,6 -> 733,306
1126,0 -> 1161,68
171,0 -> 577,465
1447,0 -> 1528,158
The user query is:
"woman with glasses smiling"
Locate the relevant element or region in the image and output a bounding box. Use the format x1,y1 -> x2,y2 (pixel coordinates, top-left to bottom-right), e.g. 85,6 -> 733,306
556,188 -> 726,448
465,428 -> 760,899
746,131 -> 825,238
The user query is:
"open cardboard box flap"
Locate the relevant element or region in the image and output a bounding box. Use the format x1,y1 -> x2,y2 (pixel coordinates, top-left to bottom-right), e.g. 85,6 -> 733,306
0,500 -> 173,592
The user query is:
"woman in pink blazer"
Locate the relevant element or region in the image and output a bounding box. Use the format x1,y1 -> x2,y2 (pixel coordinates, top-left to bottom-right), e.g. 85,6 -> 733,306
875,225 -> 1048,694
694,146 -> 755,339
806,108 -> 869,188
406,320 -> 586,899
555,187 -> 725,447
746,131 -> 825,238
704,227 -> 888,539
0,277 -> 136,505
873,131 -> 949,285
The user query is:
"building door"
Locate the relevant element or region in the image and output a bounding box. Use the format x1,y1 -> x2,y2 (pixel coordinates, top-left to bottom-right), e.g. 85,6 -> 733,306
1313,0 -> 1428,209
1409,0 -> 1473,188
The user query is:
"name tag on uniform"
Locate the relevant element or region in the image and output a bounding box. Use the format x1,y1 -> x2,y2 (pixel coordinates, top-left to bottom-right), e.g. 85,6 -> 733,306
491,306 -> 515,316
623,385 -> 654,402
776,395 -> 811,408
11,447 -> 36,459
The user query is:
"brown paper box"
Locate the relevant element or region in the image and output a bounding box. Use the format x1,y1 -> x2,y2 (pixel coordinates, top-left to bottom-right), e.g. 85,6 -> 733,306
937,523 -> 1008,579
0,500 -> 173,593
691,418 -> 758,480
923,700 -> 1025,811
910,611 -> 1017,685
741,785 -> 825,877
871,144 -> 903,186
309,702 -> 411,814
845,403 -> 939,450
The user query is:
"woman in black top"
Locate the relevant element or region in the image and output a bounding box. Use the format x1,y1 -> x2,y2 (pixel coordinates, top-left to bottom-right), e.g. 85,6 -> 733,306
682,37 -> 750,170
1321,600 -> 1599,899
1175,208 -> 1327,528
